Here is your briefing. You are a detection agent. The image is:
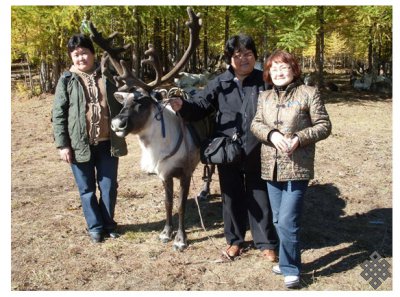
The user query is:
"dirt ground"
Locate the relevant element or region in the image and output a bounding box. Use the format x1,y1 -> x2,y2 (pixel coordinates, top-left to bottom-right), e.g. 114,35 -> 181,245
10,78 -> 392,291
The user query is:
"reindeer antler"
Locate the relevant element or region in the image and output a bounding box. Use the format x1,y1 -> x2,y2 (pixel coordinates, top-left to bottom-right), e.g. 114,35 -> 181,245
89,26 -> 128,75
142,44 -> 163,87
89,22 -> 152,92
89,7 -> 202,93
148,7 -> 202,87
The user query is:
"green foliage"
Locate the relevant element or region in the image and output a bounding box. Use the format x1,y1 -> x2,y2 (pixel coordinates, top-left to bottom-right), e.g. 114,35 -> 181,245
13,81 -> 40,98
12,6 -> 82,64
11,5 -> 392,94
274,6 -> 316,53
325,32 -> 349,59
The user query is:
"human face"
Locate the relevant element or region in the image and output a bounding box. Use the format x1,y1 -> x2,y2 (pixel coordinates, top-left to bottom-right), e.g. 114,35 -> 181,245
70,47 -> 95,73
269,61 -> 294,87
230,49 -> 256,80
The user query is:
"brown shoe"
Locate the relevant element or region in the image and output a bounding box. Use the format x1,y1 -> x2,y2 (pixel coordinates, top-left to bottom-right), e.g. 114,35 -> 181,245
226,245 -> 242,258
262,249 -> 277,262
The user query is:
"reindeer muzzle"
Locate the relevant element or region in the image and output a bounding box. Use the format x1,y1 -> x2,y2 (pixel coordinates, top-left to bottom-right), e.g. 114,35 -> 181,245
111,118 -> 128,137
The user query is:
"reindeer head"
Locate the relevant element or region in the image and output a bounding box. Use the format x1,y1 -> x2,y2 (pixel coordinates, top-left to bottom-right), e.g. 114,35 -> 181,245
88,7 -> 202,137
110,90 -> 153,137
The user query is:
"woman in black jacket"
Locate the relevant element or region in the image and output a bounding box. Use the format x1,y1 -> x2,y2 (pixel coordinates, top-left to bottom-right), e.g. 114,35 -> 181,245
170,34 -> 278,260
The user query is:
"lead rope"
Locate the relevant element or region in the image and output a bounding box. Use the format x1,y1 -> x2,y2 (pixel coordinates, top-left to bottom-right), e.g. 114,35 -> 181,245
193,190 -> 232,261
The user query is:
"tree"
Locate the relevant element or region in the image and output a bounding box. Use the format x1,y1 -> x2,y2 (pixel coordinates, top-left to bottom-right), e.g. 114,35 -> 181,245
315,6 -> 325,86
11,5 -> 392,95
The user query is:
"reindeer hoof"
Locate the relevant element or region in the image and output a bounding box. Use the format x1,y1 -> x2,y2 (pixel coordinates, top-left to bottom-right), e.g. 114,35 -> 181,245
173,241 -> 187,251
159,231 -> 172,243
160,236 -> 170,243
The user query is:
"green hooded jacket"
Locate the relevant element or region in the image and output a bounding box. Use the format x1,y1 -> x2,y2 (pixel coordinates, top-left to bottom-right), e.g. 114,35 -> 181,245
52,71 -> 128,162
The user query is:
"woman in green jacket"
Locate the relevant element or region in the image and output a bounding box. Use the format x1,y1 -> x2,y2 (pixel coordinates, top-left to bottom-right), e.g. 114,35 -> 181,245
52,34 -> 127,243
251,50 -> 331,288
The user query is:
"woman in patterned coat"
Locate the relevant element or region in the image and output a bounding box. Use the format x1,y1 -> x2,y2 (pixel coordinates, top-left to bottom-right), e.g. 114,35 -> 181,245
251,50 -> 331,288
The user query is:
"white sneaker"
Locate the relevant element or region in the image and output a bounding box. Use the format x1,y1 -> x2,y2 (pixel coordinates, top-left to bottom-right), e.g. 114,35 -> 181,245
272,265 -> 282,275
284,275 -> 300,288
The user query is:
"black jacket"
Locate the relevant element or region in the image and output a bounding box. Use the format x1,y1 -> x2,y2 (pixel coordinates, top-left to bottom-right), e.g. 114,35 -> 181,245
179,67 -> 269,155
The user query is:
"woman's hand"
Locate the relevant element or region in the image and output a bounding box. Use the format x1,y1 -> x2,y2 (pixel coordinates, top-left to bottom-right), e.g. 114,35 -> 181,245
286,135 -> 300,156
59,147 -> 73,164
270,132 -> 299,155
169,97 -> 183,112
270,131 -> 289,153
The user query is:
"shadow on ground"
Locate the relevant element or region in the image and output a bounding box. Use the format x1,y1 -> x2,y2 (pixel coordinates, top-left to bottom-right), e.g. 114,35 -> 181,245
300,182 -> 392,284
117,193 -> 224,243
117,180 -> 392,285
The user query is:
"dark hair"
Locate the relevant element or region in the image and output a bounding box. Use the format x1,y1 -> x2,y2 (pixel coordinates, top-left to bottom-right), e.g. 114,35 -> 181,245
224,34 -> 258,65
67,34 -> 95,57
263,50 -> 301,84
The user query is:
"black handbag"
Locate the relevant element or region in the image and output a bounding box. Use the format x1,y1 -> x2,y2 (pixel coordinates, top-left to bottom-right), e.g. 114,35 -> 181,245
200,133 -> 243,165
199,81 -> 254,165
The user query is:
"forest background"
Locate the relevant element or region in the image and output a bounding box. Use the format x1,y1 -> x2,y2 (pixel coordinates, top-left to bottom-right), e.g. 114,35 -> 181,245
6,2 -> 398,293
10,5 -> 392,96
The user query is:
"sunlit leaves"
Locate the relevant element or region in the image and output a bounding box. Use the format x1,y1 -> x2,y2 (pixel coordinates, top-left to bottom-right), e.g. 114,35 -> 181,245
11,5 -> 392,70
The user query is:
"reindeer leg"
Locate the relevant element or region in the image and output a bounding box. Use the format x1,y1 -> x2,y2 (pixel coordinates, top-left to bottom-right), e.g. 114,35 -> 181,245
173,175 -> 190,251
159,177 -> 174,243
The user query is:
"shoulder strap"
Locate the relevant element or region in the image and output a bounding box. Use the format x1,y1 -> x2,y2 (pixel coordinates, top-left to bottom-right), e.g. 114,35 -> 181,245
62,71 -> 72,88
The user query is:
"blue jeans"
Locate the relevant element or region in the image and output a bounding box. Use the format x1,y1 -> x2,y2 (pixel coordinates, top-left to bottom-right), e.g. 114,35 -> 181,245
267,180 -> 309,276
70,141 -> 119,234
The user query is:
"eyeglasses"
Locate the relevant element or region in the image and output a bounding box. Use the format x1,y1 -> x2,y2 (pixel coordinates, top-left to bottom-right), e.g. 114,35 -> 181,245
232,51 -> 254,60
270,66 -> 291,74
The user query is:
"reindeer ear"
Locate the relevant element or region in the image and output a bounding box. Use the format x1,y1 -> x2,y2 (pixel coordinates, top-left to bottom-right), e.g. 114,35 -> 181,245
114,92 -> 126,104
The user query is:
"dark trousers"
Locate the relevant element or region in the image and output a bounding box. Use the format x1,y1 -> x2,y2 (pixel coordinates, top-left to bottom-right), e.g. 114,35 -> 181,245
217,147 -> 278,250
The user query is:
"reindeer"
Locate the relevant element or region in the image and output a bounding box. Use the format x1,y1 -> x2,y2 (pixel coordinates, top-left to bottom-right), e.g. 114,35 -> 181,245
89,7 -> 202,251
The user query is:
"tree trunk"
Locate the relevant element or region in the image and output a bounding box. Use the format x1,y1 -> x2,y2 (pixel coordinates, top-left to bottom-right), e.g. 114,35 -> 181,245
203,7 -> 209,72
315,6 -> 325,87
39,60 -> 47,93
25,54 -> 34,93
153,17 -> 162,79
168,19 -> 174,69
262,15 -> 268,62
368,25 -> 373,73
175,18 -> 180,65
162,17 -> 169,73
180,21 -> 186,71
224,6 -> 230,45
133,8 -> 141,79
51,59 -> 61,94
